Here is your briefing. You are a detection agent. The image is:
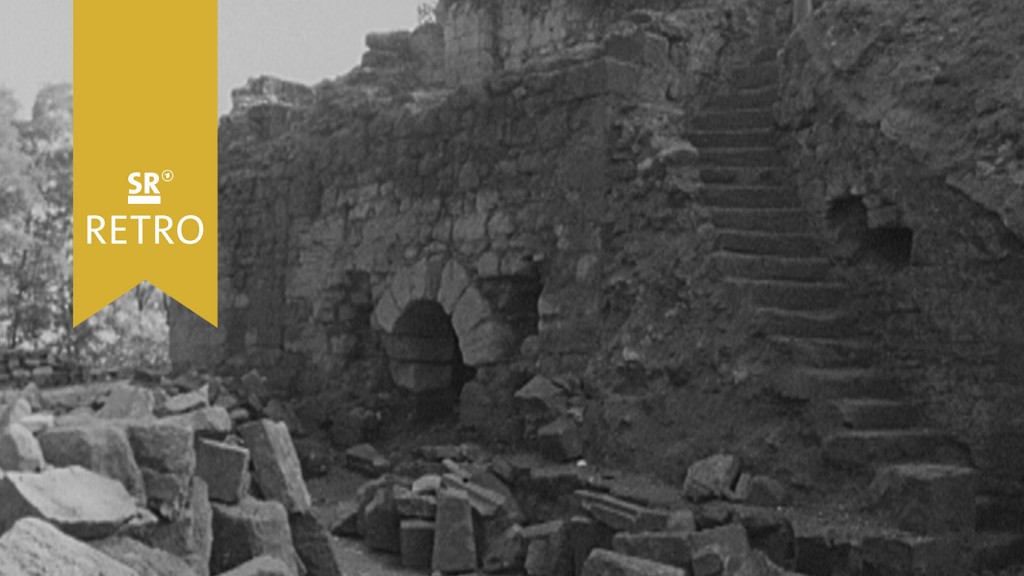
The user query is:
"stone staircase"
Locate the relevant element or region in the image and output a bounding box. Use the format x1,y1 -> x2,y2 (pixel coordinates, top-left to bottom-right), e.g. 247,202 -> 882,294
686,51 -> 967,472
682,49 -> 1024,571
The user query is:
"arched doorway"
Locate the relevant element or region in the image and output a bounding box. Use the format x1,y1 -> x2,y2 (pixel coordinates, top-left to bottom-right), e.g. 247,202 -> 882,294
382,299 -> 476,418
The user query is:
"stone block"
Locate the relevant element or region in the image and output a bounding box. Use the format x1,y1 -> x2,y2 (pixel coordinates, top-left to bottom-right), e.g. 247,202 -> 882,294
345,442 -> 391,476
98,383 -> 155,419
0,397 -> 32,429
217,555 -> 294,576
38,422 -> 145,500
239,419 -> 312,512
95,536 -> 200,576
0,422 -> 45,472
161,406 -> 233,438
395,490 -> 437,519
867,464 -> 976,536
0,517 -> 138,576
484,523 -> 525,573
432,489 -> 478,574
690,523 -> 753,576
745,475 -> 788,507
861,533 -> 968,576
400,519 -> 435,569
141,468 -> 193,519
157,386 -> 209,416
211,497 -> 301,576
581,548 -> 688,576
515,376 -> 568,427
196,438 -> 251,504
611,531 -> 693,568
683,454 -> 741,502
127,421 -> 196,475
363,483 -> 401,552
0,465 -> 141,540
537,416 -> 584,461
129,476 -> 212,576
290,510 -> 344,576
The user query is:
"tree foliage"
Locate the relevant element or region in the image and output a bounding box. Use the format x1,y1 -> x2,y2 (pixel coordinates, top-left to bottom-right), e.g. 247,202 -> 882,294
0,84 -> 168,370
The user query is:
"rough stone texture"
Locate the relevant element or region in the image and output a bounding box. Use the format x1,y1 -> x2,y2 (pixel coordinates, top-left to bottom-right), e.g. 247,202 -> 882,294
38,423 -> 146,501
867,464 -> 977,536
0,422 -> 45,472
126,421 -> 196,476
94,536 -> 200,576
196,438 -> 250,504
780,0 -> 1024,480
0,517 -> 139,576
611,531 -> 693,568
537,416 -> 584,461
160,406 -> 233,438
289,510 -> 344,576
239,419 -> 312,512
0,465 -> 141,540
126,421 -> 196,518
581,548 -> 688,576
400,519 -> 435,570
432,489 -> 478,574
683,454 -> 741,502
484,523 -> 526,573
129,477 -> 213,576
97,384 -> 155,419
217,555 -> 295,576
211,497 -> 302,576
362,483 -> 401,553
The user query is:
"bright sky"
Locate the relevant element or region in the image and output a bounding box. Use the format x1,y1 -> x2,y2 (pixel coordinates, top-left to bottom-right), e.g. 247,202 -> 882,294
0,0 -> 425,119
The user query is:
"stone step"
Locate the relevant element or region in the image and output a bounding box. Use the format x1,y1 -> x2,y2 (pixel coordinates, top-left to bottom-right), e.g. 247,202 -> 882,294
699,185 -> 800,209
767,335 -> 875,367
822,430 -> 969,469
692,108 -> 774,131
976,494 -> 1024,533
772,367 -> 901,401
975,531 -> 1024,571
732,63 -> 780,89
727,279 -> 845,310
833,399 -> 919,430
716,230 -> 820,257
754,308 -> 860,338
708,86 -> 778,110
699,165 -> 786,186
708,208 -> 810,233
699,147 -> 779,167
713,254 -> 829,282
687,129 -> 777,148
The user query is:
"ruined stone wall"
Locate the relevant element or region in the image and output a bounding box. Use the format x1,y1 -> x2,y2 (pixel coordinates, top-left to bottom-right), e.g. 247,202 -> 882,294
779,0 -> 1024,479
170,0 -> 803,472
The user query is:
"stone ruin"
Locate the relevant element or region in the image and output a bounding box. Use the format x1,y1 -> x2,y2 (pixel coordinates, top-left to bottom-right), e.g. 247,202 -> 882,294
6,0 -> 1024,574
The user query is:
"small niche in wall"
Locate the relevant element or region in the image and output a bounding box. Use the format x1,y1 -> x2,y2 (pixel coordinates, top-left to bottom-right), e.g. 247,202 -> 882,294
826,196 -> 914,268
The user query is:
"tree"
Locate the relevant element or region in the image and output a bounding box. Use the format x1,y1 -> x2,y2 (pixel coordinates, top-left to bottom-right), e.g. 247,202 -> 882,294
0,84 -> 169,370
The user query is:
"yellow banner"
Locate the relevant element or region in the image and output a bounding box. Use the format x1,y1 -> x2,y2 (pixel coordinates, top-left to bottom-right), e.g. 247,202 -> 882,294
73,0 -> 218,327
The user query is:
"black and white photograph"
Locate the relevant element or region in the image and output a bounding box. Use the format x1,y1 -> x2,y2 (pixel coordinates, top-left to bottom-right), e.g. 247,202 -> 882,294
1,0 -> 1023,574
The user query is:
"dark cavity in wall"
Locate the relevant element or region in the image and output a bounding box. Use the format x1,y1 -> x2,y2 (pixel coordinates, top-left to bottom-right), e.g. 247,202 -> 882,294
384,300 -> 476,421
827,196 -> 914,268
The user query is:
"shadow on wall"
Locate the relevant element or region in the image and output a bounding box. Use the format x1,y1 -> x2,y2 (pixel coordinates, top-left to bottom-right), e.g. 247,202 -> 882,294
827,196 -> 914,268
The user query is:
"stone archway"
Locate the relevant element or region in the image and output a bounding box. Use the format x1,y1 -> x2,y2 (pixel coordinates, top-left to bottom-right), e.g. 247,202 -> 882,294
372,258 -> 519,392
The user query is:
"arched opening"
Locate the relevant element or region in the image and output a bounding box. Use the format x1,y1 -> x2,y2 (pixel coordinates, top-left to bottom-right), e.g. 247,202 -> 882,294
827,197 -> 913,268
383,300 -> 476,419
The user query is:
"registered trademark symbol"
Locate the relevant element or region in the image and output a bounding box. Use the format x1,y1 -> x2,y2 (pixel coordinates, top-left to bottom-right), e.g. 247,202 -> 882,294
161,170 -> 174,182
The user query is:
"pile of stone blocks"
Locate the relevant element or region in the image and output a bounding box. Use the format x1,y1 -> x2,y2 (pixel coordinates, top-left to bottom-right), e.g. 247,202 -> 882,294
0,377 -> 340,576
